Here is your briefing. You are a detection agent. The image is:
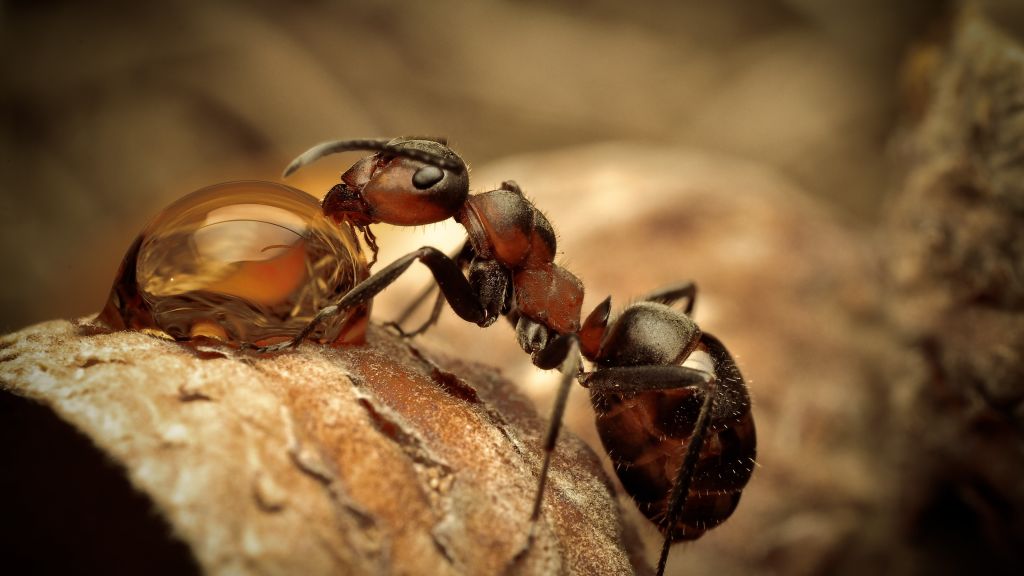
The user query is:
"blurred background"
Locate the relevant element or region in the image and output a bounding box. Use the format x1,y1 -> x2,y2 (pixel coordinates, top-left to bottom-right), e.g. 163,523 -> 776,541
3,1 -> 1024,575
8,0 -> 1022,331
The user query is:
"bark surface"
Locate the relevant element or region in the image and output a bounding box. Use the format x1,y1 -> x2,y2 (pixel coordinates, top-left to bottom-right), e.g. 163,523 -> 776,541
0,322 -> 639,575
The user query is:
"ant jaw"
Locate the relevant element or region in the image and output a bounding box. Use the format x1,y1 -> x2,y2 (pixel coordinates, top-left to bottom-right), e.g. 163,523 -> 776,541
323,183 -> 375,227
321,185 -> 378,267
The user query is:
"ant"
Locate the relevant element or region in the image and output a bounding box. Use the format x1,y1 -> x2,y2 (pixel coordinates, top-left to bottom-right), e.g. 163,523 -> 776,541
251,137 -> 756,575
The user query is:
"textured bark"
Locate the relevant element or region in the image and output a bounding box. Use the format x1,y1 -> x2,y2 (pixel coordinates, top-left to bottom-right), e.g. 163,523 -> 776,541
0,321 -> 640,575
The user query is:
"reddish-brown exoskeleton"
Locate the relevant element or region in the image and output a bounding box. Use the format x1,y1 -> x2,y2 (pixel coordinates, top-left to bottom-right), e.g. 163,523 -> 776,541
252,137 -> 756,575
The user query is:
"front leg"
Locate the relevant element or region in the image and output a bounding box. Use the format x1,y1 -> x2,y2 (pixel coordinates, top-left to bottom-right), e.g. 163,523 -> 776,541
387,240 -> 475,337
246,246 -> 489,353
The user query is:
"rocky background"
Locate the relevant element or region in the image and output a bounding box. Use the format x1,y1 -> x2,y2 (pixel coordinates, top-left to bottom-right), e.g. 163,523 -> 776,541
3,1 -> 1024,575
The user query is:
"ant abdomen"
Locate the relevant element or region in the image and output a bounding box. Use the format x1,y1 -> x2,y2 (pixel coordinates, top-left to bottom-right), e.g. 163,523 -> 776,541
591,332 -> 756,541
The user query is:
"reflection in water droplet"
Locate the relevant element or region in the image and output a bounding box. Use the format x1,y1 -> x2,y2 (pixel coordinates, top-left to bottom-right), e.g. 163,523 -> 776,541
99,181 -> 369,346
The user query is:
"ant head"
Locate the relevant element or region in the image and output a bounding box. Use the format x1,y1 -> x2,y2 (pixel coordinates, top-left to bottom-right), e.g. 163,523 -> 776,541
284,137 -> 469,227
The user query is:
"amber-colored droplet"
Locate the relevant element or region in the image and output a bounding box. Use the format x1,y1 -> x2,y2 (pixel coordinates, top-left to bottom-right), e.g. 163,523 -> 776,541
98,181 -> 370,346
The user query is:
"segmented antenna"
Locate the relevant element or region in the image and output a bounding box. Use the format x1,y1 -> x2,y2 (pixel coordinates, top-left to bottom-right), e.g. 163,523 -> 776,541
282,138 -> 463,178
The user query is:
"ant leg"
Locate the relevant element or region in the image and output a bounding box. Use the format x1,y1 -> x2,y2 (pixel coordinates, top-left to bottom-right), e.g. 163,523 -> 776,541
500,180 -> 522,194
247,247 -> 487,353
654,332 -> 747,576
390,281 -> 440,328
585,364 -> 716,576
656,380 -> 715,576
506,333 -> 581,572
389,255 -> 507,338
527,333 -> 582,526
386,288 -> 445,339
386,241 -> 473,338
583,364 -> 711,391
642,281 -> 697,315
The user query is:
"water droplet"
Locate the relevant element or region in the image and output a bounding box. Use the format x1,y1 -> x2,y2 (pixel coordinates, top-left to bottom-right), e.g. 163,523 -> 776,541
99,181 -> 369,346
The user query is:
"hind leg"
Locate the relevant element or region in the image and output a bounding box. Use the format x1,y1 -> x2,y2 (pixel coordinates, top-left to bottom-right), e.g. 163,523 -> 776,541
642,281 -> 697,315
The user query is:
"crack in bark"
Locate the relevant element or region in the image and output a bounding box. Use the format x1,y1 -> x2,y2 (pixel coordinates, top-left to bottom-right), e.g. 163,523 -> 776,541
177,384 -> 214,402
76,357 -> 128,368
354,394 -> 460,568
355,396 -> 454,479
283,409 -> 336,486
72,320 -> 113,337
251,472 -> 287,513
406,344 -> 482,405
280,405 -> 384,569
431,530 -> 458,567
405,340 -> 525,459
185,347 -> 231,361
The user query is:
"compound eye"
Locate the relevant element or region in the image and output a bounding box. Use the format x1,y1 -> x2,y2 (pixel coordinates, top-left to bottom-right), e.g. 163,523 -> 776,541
412,165 -> 444,190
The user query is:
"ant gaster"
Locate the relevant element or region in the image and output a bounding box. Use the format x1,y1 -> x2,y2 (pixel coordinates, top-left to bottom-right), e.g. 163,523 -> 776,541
255,137 -> 756,575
